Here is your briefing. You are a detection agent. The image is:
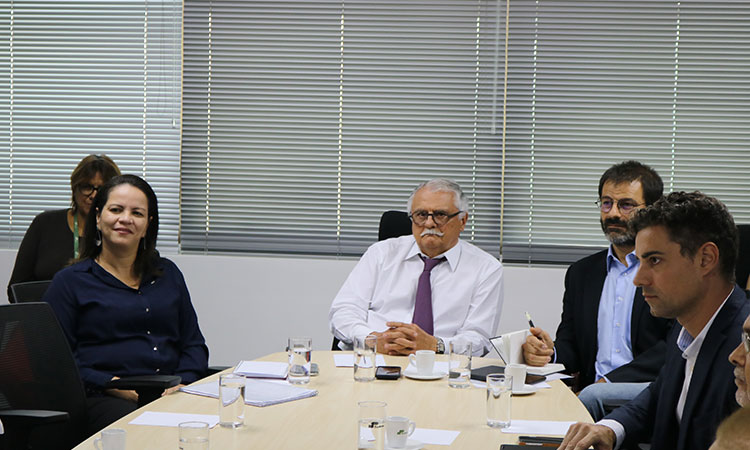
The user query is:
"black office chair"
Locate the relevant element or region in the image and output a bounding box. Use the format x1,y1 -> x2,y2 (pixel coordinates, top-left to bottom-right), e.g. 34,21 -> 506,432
332,210 -> 414,351
735,224 -> 750,297
378,210 -> 412,241
0,303 -> 181,450
8,280 -> 53,304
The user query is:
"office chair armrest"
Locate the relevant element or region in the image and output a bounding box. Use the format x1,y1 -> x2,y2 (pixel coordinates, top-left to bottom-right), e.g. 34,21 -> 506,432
105,375 -> 182,407
0,408 -> 70,425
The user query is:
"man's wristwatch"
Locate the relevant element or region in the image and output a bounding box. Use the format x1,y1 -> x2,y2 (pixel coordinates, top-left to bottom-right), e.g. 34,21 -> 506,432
436,337 -> 445,354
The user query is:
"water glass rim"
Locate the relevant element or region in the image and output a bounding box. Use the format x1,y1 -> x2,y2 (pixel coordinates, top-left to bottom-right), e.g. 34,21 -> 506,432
178,421 -> 209,429
485,373 -> 506,382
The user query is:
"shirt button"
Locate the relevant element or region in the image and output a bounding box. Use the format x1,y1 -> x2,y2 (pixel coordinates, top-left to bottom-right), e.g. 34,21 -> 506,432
615,323 -> 621,327
156,368 -> 160,373
147,330 -> 151,335
153,346 -> 158,351
615,349 -> 621,353
145,308 -> 150,313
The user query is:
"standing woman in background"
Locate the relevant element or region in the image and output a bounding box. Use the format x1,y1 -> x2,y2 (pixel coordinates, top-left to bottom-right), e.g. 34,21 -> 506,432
7,154 -> 121,300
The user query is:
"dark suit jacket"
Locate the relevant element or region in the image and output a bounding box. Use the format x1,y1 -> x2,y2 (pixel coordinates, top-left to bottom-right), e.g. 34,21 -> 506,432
554,249 -> 673,389
607,286 -> 749,450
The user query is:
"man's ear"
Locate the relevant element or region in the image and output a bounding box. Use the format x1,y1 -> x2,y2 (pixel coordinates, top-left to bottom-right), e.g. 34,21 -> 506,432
697,241 -> 720,276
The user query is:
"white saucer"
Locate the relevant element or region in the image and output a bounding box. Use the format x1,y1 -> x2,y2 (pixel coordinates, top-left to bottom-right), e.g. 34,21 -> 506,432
512,385 -> 539,395
403,368 -> 447,380
385,439 -> 424,450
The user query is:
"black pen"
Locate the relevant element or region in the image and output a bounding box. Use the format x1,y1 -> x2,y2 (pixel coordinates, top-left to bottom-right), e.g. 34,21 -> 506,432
525,311 -> 535,328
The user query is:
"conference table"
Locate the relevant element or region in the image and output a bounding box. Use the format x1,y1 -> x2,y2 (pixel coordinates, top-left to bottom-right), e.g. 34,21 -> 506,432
73,351 -> 592,449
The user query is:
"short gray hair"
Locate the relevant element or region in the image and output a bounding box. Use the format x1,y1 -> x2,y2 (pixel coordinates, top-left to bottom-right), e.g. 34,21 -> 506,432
407,178 -> 469,216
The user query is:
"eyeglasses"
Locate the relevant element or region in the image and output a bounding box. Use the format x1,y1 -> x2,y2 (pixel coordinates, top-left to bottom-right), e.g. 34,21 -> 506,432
409,210 -> 463,226
78,184 -> 101,196
595,198 -> 643,214
742,330 -> 750,353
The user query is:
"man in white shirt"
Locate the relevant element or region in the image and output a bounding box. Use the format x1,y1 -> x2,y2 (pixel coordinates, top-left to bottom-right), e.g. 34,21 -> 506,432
559,191 -> 748,450
328,178 -> 503,356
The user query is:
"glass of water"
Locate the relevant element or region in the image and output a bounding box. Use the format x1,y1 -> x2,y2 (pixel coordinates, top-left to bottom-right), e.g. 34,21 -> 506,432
358,401 -> 387,450
288,336 -> 312,384
354,334 -> 377,382
486,373 -> 512,428
219,373 -> 245,428
448,339 -> 472,388
178,421 -> 209,450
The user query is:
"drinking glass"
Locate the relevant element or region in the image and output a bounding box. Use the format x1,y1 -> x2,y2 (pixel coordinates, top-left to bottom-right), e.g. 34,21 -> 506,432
358,401 -> 387,450
354,334 -> 377,382
288,336 -> 312,384
486,373 -> 512,428
178,421 -> 209,450
219,373 -> 245,428
448,339 -> 472,388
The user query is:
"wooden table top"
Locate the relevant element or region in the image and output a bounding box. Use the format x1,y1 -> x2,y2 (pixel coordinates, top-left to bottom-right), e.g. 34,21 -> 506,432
74,351 -> 592,449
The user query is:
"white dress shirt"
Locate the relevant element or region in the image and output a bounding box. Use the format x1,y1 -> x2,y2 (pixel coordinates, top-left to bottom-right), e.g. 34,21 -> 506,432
328,235 -> 504,355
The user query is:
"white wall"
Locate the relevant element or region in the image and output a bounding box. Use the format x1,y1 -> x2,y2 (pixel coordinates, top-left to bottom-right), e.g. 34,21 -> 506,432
0,250 -> 567,365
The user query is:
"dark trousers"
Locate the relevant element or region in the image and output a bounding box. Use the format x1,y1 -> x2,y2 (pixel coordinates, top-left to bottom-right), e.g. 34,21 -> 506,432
85,395 -> 138,437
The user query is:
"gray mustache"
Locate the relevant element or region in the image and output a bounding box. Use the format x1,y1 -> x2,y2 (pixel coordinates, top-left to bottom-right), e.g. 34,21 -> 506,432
421,229 -> 444,237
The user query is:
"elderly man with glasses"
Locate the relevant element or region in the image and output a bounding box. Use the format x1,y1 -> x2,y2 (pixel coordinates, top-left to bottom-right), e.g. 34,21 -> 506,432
328,178 -> 503,356
522,161 -> 673,420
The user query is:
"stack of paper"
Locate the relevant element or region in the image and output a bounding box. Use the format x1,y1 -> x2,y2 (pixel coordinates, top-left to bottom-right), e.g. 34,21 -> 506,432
233,360 -> 288,378
180,379 -> 317,407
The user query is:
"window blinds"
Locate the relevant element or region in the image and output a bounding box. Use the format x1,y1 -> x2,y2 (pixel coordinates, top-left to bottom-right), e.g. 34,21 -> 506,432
0,0 -> 182,250
502,0 -> 750,263
182,0 -> 505,256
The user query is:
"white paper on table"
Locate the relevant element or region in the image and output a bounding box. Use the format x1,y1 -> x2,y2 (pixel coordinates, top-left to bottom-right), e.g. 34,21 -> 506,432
411,428 -> 461,445
233,360 -> 288,378
333,353 -> 386,367
129,411 -> 219,428
180,379 -> 317,407
544,372 -> 574,381
500,419 -> 575,435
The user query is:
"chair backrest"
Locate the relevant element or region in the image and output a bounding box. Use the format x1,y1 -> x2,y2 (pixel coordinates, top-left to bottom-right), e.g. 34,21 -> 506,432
378,210 -> 412,241
0,302 -> 88,447
736,224 -> 750,295
332,210 -> 413,351
9,280 -> 53,304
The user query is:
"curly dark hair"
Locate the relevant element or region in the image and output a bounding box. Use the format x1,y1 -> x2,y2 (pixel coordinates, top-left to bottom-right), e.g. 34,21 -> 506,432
599,160 -> 663,206
630,191 -> 738,282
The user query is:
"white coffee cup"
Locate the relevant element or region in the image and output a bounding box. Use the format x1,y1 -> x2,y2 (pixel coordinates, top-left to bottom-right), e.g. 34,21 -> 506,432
93,428 -> 126,450
506,363 -> 527,391
385,416 -> 416,448
408,350 -> 435,375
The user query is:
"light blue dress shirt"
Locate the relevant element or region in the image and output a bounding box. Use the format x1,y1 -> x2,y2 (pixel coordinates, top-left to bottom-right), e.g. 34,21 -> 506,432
594,246 -> 639,381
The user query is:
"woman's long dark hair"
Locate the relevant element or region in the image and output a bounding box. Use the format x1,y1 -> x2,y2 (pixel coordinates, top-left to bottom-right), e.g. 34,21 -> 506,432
80,174 -> 161,278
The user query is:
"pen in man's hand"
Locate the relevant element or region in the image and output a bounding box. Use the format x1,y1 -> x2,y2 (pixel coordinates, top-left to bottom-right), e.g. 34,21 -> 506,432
525,311 -> 535,328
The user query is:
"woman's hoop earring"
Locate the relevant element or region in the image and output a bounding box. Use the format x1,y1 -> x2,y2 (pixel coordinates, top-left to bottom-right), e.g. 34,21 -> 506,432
95,228 -> 102,247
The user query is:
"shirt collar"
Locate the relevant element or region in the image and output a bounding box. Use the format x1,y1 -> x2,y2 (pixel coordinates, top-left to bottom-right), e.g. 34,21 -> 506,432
606,245 -> 639,272
406,238 -> 461,272
676,290 -> 732,356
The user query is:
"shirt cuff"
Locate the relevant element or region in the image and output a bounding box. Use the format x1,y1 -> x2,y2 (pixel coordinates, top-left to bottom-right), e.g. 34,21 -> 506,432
597,419 -> 625,450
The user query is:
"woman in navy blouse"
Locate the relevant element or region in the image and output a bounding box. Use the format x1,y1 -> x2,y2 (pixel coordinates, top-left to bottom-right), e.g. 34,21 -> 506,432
44,174 -> 208,434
